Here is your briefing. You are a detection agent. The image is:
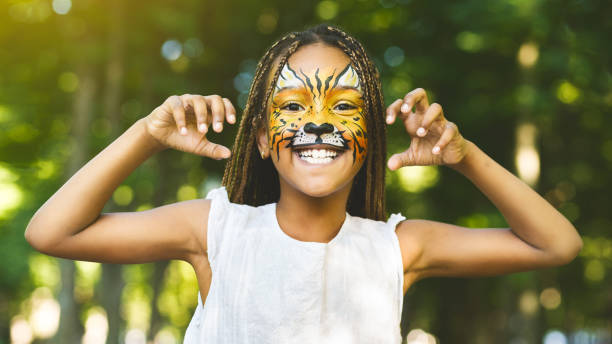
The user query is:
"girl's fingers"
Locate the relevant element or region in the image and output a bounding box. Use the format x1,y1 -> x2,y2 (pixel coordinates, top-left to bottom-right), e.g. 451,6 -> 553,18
168,95 -> 188,136
432,121 -> 458,155
402,88 -> 429,114
386,99 -> 403,124
418,103 -> 444,137
199,139 -> 231,160
222,97 -> 236,124
207,95 -> 226,132
387,151 -> 414,171
191,95 -> 209,133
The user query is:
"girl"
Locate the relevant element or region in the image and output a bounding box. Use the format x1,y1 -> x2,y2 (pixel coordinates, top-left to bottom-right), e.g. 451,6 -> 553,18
25,25 -> 583,343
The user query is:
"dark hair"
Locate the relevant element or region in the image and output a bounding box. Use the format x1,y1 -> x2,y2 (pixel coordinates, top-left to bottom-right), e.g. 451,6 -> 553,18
222,24 -> 387,221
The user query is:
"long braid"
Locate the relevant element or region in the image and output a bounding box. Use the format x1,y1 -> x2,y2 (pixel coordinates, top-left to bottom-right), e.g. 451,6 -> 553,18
223,24 -> 387,220
334,30 -> 387,219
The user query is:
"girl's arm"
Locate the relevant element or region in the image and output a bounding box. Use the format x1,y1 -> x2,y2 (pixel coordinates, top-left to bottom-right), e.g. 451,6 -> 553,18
25,94 -> 235,264
386,88 -> 583,282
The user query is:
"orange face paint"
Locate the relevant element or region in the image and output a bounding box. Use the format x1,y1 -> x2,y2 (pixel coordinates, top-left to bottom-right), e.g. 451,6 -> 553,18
268,62 -> 367,164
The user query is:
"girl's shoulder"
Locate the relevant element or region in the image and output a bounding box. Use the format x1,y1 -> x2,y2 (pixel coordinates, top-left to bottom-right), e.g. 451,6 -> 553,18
349,212 -> 406,234
204,186 -> 265,220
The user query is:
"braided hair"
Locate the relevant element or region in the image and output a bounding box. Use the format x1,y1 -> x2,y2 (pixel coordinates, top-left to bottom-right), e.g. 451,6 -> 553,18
222,24 -> 387,221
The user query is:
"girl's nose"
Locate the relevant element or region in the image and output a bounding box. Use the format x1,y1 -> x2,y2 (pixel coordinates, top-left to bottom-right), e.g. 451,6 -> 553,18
304,122 -> 334,136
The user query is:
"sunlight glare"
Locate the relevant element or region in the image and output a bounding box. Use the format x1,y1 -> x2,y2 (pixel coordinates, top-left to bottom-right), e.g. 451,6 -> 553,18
515,123 -> 540,186
11,315 -> 33,344
28,287 -> 60,339
406,329 -> 437,344
81,307 -> 108,344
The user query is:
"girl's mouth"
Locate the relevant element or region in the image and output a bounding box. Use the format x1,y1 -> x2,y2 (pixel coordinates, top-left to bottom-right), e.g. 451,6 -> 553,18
293,145 -> 345,165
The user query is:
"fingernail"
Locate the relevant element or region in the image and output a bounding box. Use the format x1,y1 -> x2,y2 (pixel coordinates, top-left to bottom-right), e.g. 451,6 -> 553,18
386,116 -> 392,124
417,127 -> 426,137
199,123 -> 207,132
229,114 -> 236,122
214,122 -> 222,132
180,127 -> 187,135
432,146 -> 440,154
401,103 -> 410,113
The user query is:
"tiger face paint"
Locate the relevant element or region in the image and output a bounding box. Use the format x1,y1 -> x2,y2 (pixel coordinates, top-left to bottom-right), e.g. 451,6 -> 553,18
268,62 -> 367,165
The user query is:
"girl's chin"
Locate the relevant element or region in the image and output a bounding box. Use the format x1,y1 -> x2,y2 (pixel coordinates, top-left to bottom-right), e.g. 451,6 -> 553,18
286,173 -> 355,199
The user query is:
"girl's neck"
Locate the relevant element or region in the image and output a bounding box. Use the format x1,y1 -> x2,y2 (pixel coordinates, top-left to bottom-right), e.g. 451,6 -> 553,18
275,180 -> 351,244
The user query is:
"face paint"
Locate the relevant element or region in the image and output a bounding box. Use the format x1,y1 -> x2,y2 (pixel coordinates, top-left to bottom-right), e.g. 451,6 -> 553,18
268,62 -> 367,165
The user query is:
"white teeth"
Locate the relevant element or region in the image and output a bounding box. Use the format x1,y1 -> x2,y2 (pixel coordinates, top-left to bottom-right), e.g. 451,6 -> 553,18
302,156 -> 333,164
296,149 -> 339,164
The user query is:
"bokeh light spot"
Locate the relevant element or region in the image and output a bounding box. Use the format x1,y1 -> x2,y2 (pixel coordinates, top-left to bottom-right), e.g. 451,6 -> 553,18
35,160 -> 56,179
113,185 -> 134,206
397,166 -> 439,193
125,328 -> 146,344
517,42 -> 539,68
0,165 -> 23,219
28,287 -> 60,339
384,46 -> 405,67
136,203 -> 153,212
233,72 -> 253,93
10,315 -> 33,344
28,253 -> 60,291
456,31 -> 484,52
161,40 -> 182,61
177,185 -> 197,201
257,8 -> 279,34
584,259 -> 605,282
317,1 -> 339,20
82,307 -> 108,344
457,213 -> 489,228
556,81 -> 580,104
8,123 -> 40,143
58,72 -> 79,92
519,290 -> 539,315
515,123 -> 539,186
9,0 -> 51,23
543,330 -> 568,344
540,287 -> 561,310
52,0 -> 71,15
0,105 -> 12,123
406,328 -> 438,344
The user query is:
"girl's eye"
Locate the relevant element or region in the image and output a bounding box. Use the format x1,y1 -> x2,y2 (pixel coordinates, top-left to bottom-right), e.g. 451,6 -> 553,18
281,103 -> 304,111
334,103 -> 357,111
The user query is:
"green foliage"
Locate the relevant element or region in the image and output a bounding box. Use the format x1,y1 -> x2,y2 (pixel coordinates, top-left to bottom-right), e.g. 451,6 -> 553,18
1,0 -> 610,342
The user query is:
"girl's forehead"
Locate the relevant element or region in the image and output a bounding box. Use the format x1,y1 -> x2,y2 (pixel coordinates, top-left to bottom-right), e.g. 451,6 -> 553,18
286,43 -> 350,75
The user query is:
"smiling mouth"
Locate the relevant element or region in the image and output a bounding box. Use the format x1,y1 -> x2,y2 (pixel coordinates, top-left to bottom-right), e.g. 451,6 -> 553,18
292,144 -> 345,165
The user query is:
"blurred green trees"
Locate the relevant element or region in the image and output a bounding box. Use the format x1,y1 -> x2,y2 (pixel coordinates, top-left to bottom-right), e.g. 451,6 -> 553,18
1,0 -> 610,343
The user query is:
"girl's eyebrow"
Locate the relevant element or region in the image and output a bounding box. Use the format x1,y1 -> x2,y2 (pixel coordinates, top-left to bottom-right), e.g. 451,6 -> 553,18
275,85 -> 304,92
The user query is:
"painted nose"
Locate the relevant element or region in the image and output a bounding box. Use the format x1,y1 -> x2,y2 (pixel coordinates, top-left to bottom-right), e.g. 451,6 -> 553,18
304,122 -> 334,136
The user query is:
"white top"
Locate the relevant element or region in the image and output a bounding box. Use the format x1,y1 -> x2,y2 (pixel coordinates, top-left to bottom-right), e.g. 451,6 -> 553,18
183,187 -> 406,344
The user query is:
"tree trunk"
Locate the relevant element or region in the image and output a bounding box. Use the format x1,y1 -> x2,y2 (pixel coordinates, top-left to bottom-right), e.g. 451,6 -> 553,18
52,66 -> 97,344
97,0 -> 126,343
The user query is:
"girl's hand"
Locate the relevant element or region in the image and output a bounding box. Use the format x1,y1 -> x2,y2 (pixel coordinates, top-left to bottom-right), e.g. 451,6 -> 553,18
385,88 -> 470,170
144,94 -> 236,159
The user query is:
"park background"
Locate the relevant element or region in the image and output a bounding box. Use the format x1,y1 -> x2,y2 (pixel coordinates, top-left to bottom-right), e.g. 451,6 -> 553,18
1,0 -> 611,343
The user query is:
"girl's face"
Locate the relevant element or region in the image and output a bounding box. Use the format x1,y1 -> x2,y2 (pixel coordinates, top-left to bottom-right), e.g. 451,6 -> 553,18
259,43 -> 368,198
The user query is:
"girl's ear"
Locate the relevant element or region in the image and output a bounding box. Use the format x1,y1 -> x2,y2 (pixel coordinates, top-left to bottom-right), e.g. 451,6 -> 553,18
256,125 -> 270,159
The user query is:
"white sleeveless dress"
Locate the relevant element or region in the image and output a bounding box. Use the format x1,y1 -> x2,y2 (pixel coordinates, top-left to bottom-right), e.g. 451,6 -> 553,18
183,187 -> 406,343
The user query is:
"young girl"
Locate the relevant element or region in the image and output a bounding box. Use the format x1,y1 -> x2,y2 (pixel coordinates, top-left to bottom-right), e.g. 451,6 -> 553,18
25,25 -> 582,343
